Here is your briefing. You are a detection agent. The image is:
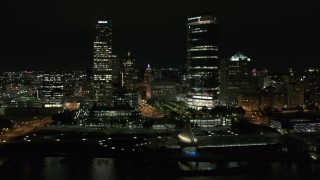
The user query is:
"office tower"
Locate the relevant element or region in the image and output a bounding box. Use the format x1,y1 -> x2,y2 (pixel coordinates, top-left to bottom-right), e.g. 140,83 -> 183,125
153,68 -> 162,80
122,52 -> 136,87
111,54 -> 121,85
153,68 -> 179,81
41,72 -> 64,107
186,14 -> 219,110
112,88 -> 139,109
150,80 -> 177,101
142,64 -> 153,100
287,83 -> 304,108
144,64 -> 153,83
304,68 -> 320,105
92,20 -> 113,104
219,52 -> 252,106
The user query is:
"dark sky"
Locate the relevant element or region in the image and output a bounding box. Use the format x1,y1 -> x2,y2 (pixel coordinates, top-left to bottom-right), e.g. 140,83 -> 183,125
1,0 -> 319,72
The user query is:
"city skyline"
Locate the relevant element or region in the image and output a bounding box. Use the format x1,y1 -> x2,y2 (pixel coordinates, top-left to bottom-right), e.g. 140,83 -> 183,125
1,0 -> 319,72
1,2 -> 320,175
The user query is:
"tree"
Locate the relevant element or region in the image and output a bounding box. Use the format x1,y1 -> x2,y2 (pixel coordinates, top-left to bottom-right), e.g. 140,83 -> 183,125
129,110 -> 142,124
142,117 -> 154,128
235,106 -> 246,115
146,99 -> 155,105
170,111 -> 183,128
210,106 -> 232,117
51,110 -> 76,125
201,106 -> 209,114
0,119 -> 13,129
187,108 -> 198,118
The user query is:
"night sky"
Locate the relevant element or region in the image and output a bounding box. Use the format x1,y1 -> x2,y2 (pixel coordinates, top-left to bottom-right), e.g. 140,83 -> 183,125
1,0 -> 319,72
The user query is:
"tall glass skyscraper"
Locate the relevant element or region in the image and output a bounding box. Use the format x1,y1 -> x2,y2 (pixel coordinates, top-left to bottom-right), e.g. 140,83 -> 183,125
186,14 -> 219,110
92,20 -> 113,104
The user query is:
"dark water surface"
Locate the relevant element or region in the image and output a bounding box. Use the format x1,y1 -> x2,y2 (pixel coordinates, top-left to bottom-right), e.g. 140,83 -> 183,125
2,157 -> 320,180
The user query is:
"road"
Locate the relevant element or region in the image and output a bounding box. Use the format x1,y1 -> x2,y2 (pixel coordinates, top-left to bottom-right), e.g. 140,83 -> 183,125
139,99 -> 164,118
244,111 -> 269,125
0,117 -> 52,142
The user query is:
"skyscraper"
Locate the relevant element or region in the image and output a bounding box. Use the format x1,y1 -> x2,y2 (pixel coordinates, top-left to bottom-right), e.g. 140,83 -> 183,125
186,14 -> 219,110
143,64 -> 153,99
304,68 -> 320,105
41,72 -> 64,107
122,52 -> 136,87
219,52 -> 251,106
144,64 -> 153,83
92,20 -> 113,104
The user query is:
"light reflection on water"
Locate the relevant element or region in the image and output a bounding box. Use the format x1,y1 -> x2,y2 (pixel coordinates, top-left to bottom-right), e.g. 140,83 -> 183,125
3,157 -> 320,180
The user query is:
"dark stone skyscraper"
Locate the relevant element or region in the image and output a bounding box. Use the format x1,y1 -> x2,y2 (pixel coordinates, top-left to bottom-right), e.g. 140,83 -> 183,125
186,14 -> 219,110
92,20 -> 113,104
219,52 -> 251,106
122,52 -> 136,87
304,68 -> 320,105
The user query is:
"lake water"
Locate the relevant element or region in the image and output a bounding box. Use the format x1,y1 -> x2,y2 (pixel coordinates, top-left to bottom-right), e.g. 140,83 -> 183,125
2,157 -> 320,180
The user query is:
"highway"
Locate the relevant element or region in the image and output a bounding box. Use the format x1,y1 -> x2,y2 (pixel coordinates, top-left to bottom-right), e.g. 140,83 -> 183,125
0,117 -> 52,142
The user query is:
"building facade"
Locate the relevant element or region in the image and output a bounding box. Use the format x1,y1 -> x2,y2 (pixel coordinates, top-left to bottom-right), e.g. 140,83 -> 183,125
287,83 -> 304,108
122,52 -> 136,87
304,68 -> 320,105
112,88 -> 139,109
41,72 -> 64,107
150,80 -> 177,101
86,106 -> 134,126
238,94 -> 260,112
219,52 -> 252,106
92,20 -> 113,104
144,64 -> 153,83
186,14 -> 219,110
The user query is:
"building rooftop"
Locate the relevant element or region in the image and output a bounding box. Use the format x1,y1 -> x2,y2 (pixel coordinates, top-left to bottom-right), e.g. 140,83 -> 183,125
90,106 -> 134,111
230,51 -> 251,61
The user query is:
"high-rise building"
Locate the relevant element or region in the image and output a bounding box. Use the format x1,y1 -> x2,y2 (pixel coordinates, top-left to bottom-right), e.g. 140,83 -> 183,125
287,83 -> 304,108
92,20 -> 113,104
112,88 -> 139,109
143,64 -> 153,99
186,14 -> 219,110
111,54 -> 121,85
153,68 -> 179,82
219,52 -> 252,106
41,72 -> 64,107
144,64 -> 153,83
304,68 -> 320,104
122,52 -> 136,87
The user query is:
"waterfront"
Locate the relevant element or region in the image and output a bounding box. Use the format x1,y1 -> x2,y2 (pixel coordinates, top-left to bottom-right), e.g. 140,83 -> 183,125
0,125 -> 319,179
1,157 -> 320,180
0,126 -> 288,161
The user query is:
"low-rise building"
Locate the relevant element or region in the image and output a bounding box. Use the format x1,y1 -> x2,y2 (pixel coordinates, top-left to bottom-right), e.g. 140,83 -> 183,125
86,105 -> 134,126
238,94 -> 260,112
